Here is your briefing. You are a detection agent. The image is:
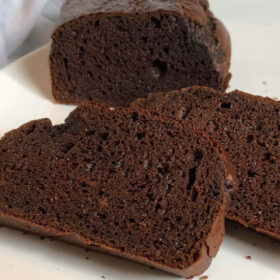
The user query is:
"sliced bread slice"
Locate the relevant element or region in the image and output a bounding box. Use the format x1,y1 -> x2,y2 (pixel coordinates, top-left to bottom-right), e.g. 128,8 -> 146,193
0,104 -> 235,277
132,87 -> 280,239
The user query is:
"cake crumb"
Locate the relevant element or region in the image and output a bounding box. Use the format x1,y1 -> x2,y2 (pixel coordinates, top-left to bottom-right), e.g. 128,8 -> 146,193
85,248 -> 90,252
101,276 -> 105,279
199,276 -> 208,280
253,243 -> 257,246
86,256 -> 89,260
40,236 -> 45,240
246,256 -> 252,260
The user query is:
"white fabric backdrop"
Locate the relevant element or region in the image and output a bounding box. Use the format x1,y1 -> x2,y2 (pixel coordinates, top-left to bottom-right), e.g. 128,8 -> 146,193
0,0 -> 65,68
0,0 -> 279,69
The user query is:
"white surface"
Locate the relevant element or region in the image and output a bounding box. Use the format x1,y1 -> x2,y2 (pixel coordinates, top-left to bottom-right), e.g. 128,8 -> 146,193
0,1 -> 280,279
5,0 -> 280,66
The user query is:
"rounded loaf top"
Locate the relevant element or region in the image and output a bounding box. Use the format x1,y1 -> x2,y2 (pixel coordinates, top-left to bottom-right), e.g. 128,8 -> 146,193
60,0 -> 208,26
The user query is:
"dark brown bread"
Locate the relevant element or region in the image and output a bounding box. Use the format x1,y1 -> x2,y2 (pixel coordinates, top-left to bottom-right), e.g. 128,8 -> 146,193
50,0 -> 231,107
0,104 -> 236,278
132,87 -> 280,239
131,87 -> 222,130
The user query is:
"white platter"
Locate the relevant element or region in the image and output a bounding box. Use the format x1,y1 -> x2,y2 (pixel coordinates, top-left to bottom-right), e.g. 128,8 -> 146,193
0,1 -> 279,279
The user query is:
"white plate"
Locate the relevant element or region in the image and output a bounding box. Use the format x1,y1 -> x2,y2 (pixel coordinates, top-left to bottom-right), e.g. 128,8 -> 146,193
0,1 -> 280,279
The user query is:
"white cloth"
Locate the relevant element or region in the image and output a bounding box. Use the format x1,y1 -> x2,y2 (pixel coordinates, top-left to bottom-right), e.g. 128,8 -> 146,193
0,0 -> 65,68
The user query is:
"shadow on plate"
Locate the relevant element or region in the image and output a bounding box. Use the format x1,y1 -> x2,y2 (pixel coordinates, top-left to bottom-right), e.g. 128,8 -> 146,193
0,227 -> 175,280
225,220 -> 280,271
6,44 -> 55,102
0,221 -> 279,279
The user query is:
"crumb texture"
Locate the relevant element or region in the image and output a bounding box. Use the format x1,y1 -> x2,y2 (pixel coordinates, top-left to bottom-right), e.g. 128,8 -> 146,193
0,105 -> 226,276
132,87 -> 280,239
50,0 -> 230,106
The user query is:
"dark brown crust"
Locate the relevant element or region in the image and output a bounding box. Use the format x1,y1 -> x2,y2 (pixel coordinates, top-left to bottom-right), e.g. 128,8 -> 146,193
226,214 -> 280,241
0,199 -> 225,278
206,138 -> 238,212
60,0 -> 208,26
214,18 -> 231,69
212,17 -> 231,89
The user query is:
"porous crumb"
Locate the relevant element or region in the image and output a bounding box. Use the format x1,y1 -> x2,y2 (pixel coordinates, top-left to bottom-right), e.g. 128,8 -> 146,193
0,104 -> 228,278
50,3 -> 230,107
246,256 -> 252,260
133,86 -> 280,241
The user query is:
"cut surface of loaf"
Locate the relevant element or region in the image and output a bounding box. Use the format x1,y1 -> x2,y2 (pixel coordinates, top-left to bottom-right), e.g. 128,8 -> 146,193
0,104 -> 233,278
50,0 -> 231,107
132,87 -> 280,239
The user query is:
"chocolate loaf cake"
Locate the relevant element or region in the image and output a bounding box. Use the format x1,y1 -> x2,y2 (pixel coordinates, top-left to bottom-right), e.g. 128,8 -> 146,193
0,104 -> 236,277
50,0 -> 231,106
132,87 -> 280,239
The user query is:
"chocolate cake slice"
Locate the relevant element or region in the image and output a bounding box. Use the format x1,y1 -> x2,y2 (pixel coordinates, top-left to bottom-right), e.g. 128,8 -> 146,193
0,104 -> 236,277
50,0 -> 231,106
132,87 -> 280,239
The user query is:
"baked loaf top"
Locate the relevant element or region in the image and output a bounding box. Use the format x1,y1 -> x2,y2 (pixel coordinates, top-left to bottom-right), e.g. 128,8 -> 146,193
61,0 -> 209,25
132,87 -> 280,239
0,104 -> 234,277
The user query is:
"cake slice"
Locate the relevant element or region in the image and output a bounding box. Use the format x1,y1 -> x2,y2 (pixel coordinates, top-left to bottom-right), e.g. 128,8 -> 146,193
50,0 -> 231,106
132,87 -> 280,239
0,104 -> 236,278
